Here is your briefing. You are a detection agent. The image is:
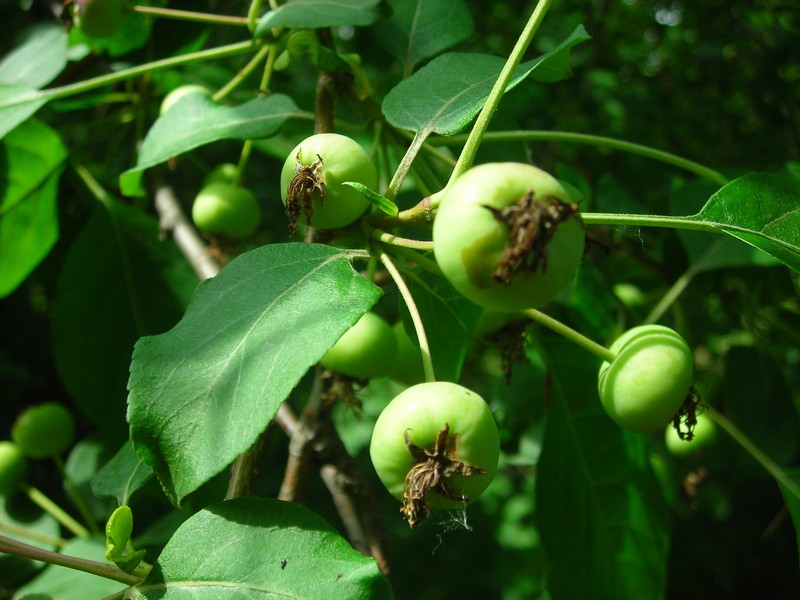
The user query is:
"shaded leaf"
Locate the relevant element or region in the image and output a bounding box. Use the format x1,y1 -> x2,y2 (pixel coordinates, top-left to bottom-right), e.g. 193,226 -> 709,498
401,266 -> 482,382
51,200 -> 196,443
91,441 -> 155,506
120,93 -> 300,196
376,0 -> 474,71
382,25 -> 590,136
535,338 -> 669,600
687,172 -> 800,272
0,84 -> 47,140
776,468 -> 800,565
128,497 -> 391,599
128,243 -> 382,505
0,23 -> 68,89
0,118 -> 65,297
255,0 -> 386,33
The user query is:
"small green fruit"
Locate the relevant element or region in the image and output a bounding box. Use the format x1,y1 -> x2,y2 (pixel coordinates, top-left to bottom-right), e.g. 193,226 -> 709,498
12,403 -> 76,459
321,313 -> 397,380
665,411 -> 717,457
73,0 -> 123,39
0,441 -> 27,495
192,182 -> 261,239
389,322 -> 424,385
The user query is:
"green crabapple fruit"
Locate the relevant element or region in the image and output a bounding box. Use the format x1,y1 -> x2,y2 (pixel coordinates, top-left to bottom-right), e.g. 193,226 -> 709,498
72,0 -> 123,39
203,163 -> 238,186
389,322 -> 425,386
433,163 -> 585,312
598,325 -> 694,433
321,312 -> 397,380
665,411 -> 717,457
280,133 -> 377,234
370,382 -> 500,527
12,403 -> 76,459
0,441 -> 27,495
192,182 -> 261,239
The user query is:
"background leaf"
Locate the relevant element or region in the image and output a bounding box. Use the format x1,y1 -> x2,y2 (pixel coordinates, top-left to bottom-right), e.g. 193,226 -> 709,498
400,266 -> 483,382
0,118 -> 65,297
0,23 -> 67,89
375,0 -> 474,72
777,468 -> 800,564
128,243 -> 382,505
120,93 -> 300,196
535,338 -> 669,600
128,497 -> 391,599
687,172 -> 800,272
91,441 -> 155,506
255,0 -> 386,33
0,84 -> 46,141
382,25 -> 590,136
51,200 -> 196,442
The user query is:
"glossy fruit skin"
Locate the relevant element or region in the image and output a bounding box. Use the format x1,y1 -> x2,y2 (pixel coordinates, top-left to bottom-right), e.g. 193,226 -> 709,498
203,163 -> 238,186
160,85 -> 211,115
433,163 -> 585,312
12,403 -> 76,459
321,313 -> 397,380
192,182 -> 260,239
598,325 -> 694,432
370,382 -> 500,509
73,0 -> 123,39
280,133 -> 376,229
0,441 -> 27,495
665,411 -> 717,457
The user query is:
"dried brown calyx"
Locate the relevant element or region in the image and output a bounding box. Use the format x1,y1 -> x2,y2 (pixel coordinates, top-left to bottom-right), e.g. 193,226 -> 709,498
285,153 -> 325,235
671,385 -> 705,441
483,191 -> 580,284
485,319 -> 529,384
401,423 -> 486,528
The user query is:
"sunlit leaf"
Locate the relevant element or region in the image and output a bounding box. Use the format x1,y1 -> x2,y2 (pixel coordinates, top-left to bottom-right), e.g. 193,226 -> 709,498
120,93 -> 300,196
0,23 -> 68,89
0,84 -> 47,140
0,118 -> 65,297
255,0 -> 386,34
128,243 -> 382,505
128,497 -> 391,599
382,26 -> 590,136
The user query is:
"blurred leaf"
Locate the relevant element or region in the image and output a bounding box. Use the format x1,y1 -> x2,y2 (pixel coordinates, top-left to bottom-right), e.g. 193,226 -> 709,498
14,537 -> 128,599
127,497 -> 391,599
255,0 -> 386,33
128,243 -> 382,505
401,266 -> 483,382
536,338 -> 669,600
376,0 -> 474,71
285,31 -> 352,71
0,118 -> 65,297
687,173 -> 800,272
382,25 -> 590,136
0,23 -> 68,89
0,85 -> 47,140
777,468 -> 800,564
91,441 -> 154,506
0,496 -> 59,588
64,440 -> 114,520
51,200 -> 196,443
120,93 -> 300,196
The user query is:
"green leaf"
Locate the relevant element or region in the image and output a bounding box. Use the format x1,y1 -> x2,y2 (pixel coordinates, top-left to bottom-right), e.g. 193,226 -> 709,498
375,0 -> 474,71
65,440 -> 115,521
401,266 -> 483,382
255,0 -> 386,33
128,243 -> 382,505
382,25 -> 590,136
343,182 -> 398,216
51,200 -> 196,443
0,84 -> 47,140
687,173 -> 800,272
120,93 -> 300,196
91,441 -> 155,506
285,31 -> 352,72
535,338 -> 669,600
0,23 -> 68,89
127,497 -> 391,599
14,537 -> 128,600
0,495 -> 59,588
0,118 -> 65,297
